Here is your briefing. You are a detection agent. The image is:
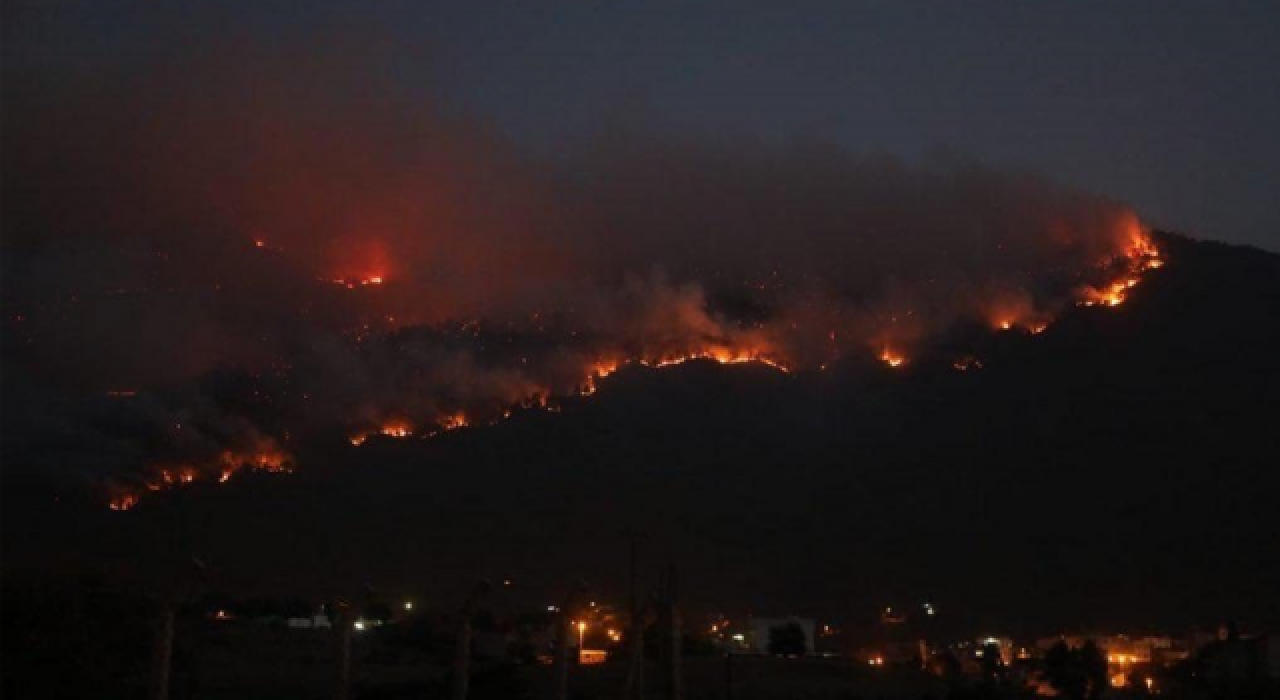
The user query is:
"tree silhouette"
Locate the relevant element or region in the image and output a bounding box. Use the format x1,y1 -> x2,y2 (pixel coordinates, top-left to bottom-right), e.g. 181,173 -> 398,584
1045,640 -> 1086,699
1078,640 -> 1108,699
1044,639 -> 1110,700
979,641 -> 1006,685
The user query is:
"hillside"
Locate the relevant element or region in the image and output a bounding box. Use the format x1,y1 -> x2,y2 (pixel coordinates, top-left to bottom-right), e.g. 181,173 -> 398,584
3,232 -> 1278,633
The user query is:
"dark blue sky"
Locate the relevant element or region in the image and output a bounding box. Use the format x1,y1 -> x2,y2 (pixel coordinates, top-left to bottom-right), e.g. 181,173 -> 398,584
7,1 -> 1279,249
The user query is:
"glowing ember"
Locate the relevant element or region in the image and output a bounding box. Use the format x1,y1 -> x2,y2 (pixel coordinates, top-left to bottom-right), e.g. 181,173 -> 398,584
103,229 -> 1167,510
1077,230 -> 1163,308
327,275 -> 387,289
439,413 -> 468,431
380,422 -> 413,438
646,349 -> 789,373
109,494 -> 138,511
879,348 -> 906,368
953,356 -> 983,371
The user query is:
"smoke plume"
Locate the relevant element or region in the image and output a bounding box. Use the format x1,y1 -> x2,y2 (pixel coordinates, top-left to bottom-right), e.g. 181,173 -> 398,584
0,28 -> 1153,505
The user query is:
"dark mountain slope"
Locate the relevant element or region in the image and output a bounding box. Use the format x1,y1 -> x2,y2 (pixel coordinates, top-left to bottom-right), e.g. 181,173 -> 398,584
4,233 -> 1278,633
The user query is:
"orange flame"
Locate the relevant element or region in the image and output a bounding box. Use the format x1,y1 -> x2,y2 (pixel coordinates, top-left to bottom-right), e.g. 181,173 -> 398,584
380,421 -> 413,438
879,348 -> 906,368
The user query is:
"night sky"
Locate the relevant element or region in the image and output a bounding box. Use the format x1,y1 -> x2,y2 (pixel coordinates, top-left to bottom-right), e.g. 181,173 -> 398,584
3,1 -> 1279,636
6,1 -> 1280,250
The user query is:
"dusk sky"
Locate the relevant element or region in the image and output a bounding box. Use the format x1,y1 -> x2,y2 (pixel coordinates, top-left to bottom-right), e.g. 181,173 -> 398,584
3,6 -> 1280,697
6,1 -> 1279,250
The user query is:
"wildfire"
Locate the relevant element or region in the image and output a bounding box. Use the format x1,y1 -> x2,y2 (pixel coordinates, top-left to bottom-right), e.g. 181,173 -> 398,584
879,348 -> 906,368
327,275 -> 386,289
106,229 -> 1168,510
645,348 -> 789,373
109,493 -> 139,511
380,421 -> 414,438
438,413 -> 468,431
108,447 -> 292,511
1078,229 -> 1163,308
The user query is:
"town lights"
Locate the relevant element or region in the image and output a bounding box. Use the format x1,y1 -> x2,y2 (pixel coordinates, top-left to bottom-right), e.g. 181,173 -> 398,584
403,601 -> 413,611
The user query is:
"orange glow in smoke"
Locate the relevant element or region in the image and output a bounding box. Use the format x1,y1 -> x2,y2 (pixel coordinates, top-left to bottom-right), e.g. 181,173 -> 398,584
380,421 -> 413,438
1078,228 -> 1163,308
109,493 -> 139,511
879,348 -> 906,368
107,225 -> 1166,510
439,413 -> 468,431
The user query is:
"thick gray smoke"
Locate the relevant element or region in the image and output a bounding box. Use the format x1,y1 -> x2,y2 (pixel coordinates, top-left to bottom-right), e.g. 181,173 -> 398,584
1,27 -> 1146,500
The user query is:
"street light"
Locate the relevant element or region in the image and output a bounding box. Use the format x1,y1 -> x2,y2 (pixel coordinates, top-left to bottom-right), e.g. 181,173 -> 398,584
578,620 -> 587,649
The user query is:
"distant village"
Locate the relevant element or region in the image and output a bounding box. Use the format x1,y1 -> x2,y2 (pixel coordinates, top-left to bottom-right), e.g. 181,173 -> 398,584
191,590 -> 1280,699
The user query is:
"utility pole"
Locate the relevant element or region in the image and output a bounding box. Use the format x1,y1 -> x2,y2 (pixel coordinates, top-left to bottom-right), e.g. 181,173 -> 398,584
626,529 -> 642,636
149,556 -> 208,700
149,599 -> 175,700
624,595 -> 655,700
623,528 -> 645,699
667,565 -> 682,700
451,580 -> 492,700
553,581 -> 587,700
333,600 -> 354,700
723,650 -> 734,700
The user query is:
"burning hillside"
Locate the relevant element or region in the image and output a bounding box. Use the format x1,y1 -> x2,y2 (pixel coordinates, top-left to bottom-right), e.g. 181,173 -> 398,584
0,31 -> 1172,511
89,225 -> 1163,511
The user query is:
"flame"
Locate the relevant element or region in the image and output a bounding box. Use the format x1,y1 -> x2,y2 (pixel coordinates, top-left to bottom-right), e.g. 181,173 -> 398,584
1077,229 -> 1163,308
347,420 -> 415,446
439,413 -> 468,431
645,348 -> 789,373
326,275 -> 387,289
380,421 -> 413,438
879,348 -> 906,368
106,228 -> 1166,509
109,493 -> 138,511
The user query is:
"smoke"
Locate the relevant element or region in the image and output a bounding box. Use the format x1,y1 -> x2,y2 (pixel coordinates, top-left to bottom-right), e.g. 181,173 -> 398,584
0,26 -> 1148,499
